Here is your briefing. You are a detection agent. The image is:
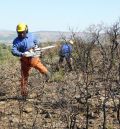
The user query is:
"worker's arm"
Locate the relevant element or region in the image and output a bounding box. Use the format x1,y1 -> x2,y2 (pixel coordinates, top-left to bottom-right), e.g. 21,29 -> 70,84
11,40 -> 23,57
69,45 -> 72,53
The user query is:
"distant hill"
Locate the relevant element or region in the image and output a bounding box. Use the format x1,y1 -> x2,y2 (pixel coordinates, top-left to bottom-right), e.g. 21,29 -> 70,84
0,31 -> 16,44
0,30 -> 74,44
0,30 -> 108,45
33,31 -> 72,43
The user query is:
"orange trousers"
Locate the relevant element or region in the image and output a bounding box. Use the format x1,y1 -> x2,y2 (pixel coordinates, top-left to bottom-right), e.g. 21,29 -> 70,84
20,57 -> 48,96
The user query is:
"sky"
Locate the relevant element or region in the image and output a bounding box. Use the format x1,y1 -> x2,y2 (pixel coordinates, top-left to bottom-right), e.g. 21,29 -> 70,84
0,0 -> 120,32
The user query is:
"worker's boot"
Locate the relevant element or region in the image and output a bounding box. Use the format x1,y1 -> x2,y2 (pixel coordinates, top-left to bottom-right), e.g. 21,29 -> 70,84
21,83 -> 28,97
44,71 -> 51,82
68,64 -> 73,71
67,61 -> 73,72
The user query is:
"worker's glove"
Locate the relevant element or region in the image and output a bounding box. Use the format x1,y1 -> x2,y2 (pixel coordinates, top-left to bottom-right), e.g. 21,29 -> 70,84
34,44 -> 39,49
22,51 -> 36,57
21,46 -> 42,57
34,47 -> 42,57
21,53 -> 28,57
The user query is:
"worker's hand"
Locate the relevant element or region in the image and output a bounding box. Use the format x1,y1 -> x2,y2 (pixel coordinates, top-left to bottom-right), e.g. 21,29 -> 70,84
22,51 -> 36,57
21,53 -> 28,57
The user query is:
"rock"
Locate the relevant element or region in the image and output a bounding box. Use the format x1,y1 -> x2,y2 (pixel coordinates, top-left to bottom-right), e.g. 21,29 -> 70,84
9,116 -> 19,123
0,91 -> 6,96
0,102 -> 5,112
29,92 -> 37,98
23,107 -> 33,113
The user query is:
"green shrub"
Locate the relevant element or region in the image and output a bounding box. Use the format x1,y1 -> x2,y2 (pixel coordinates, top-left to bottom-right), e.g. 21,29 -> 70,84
52,70 -> 65,82
0,44 -> 18,64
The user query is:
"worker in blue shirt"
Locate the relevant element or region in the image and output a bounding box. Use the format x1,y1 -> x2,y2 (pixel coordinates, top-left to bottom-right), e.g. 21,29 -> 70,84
59,40 -> 74,71
11,23 -> 50,97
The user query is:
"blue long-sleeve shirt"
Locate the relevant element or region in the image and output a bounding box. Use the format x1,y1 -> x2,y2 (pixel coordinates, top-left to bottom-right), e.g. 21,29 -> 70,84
59,43 -> 72,56
11,32 -> 38,57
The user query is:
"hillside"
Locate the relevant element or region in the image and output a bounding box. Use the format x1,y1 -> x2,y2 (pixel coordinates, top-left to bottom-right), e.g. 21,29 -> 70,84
0,30 -> 73,44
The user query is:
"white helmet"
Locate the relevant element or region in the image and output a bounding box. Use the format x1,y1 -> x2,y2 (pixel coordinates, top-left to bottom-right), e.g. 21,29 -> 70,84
69,40 -> 74,45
